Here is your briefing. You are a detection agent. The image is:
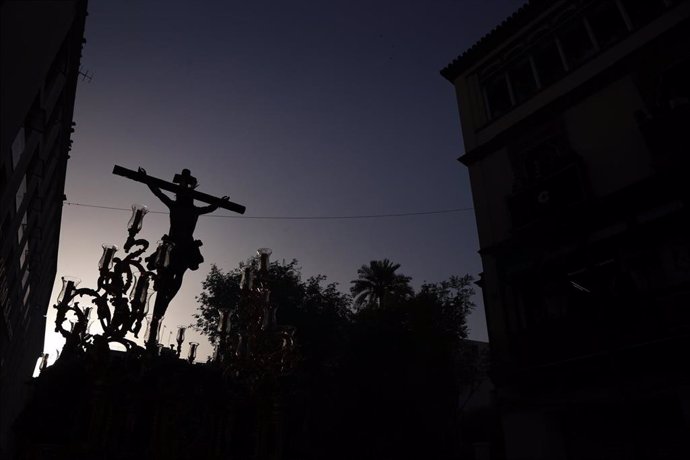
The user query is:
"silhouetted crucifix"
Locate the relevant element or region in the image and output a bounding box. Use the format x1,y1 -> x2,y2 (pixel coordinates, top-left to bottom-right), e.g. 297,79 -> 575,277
113,165 -> 246,350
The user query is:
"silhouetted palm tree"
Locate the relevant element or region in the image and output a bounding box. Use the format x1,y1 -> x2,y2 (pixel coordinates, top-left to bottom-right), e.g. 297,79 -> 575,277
350,259 -> 413,309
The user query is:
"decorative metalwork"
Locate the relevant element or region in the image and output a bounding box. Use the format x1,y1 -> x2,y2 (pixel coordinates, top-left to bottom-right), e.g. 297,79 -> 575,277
216,248 -> 297,386
188,342 -> 199,363
53,166 -> 246,359
38,353 -> 49,373
176,326 -> 186,356
112,165 -> 245,351
53,205 -> 158,355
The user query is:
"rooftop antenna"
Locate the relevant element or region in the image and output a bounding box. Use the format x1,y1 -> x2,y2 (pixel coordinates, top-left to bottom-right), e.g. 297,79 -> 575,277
78,67 -> 93,83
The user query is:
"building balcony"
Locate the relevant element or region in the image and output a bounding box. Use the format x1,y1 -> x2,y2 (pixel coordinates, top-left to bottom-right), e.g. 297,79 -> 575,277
638,103 -> 690,174
507,161 -> 587,229
504,284 -> 690,379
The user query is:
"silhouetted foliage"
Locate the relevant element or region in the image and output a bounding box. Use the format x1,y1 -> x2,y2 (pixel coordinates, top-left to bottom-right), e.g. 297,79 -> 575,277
194,259 -> 480,459
336,271 -> 477,459
350,258 -> 414,309
193,260 -> 352,373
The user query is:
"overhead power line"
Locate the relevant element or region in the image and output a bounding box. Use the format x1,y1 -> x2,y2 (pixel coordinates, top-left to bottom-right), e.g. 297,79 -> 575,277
64,201 -> 474,220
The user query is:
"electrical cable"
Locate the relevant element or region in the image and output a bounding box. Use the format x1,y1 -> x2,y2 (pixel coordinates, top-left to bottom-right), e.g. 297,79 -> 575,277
64,201 -> 474,220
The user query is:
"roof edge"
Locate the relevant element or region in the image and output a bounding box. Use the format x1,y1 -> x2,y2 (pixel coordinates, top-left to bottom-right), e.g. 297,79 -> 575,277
440,0 -> 551,83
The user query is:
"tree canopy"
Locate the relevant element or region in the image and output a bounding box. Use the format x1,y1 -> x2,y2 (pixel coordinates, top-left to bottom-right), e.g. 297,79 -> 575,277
193,257 -> 481,459
350,258 -> 414,309
192,259 -> 352,374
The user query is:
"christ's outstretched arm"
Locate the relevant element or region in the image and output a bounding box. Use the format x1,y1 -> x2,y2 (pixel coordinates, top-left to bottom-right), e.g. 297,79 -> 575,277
196,196 -> 230,215
138,167 -> 173,208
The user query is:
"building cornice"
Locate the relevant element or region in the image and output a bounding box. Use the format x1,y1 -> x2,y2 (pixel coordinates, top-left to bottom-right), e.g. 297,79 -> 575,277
440,0 -> 553,83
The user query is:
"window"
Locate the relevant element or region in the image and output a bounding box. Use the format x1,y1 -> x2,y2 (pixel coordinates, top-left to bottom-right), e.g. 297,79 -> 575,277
532,39 -> 566,87
26,94 -> 44,136
47,91 -> 65,130
568,259 -> 619,303
587,1 -> 629,49
558,19 -> 596,68
543,289 -> 569,321
619,0 -> 665,29
21,269 -> 30,291
523,143 -> 562,180
11,127 -> 25,170
19,241 -> 28,270
22,285 -> 32,329
508,58 -> 538,103
477,2 -> 646,121
511,276 -> 541,330
660,59 -> 690,109
515,137 -> 575,186
0,216 -> 10,241
510,123 -> 572,185
28,153 -> 44,180
0,163 -> 7,196
22,285 -> 30,305
4,312 -> 12,340
17,211 -> 27,245
0,258 -> 9,316
484,73 -> 513,118
45,44 -> 68,96
15,175 -> 27,212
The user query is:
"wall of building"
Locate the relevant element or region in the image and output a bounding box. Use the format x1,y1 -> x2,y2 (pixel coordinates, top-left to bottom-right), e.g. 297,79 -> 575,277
0,1 -> 87,455
453,1 -> 690,157
447,2 -> 690,458
452,3 -> 690,362
466,73 -> 653,250
565,76 -> 650,196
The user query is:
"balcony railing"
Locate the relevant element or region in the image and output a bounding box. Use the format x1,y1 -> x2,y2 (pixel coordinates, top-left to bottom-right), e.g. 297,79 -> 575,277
508,285 -> 690,371
507,161 -> 587,228
638,103 -> 690,172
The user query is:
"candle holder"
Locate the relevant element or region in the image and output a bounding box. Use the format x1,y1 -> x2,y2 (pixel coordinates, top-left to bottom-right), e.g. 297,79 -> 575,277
142,315 -> 153,342
38,353 -> 49,373
155,318 -> 165,344
215,248 -> 297,388
51,201 -> 169,358
49,165 -> 245,363
176,327 -> 186,357
129,274 -> 151,306
57,277 -> 81,304
257,248 -> 272,271
240,266 -> 254,290
98,244 -> 118,272
188,342 -> 199,364
127,203 -> 148,236
152,240 -> 174,269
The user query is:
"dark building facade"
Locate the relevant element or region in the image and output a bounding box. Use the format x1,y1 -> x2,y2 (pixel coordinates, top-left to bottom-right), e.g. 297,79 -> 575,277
0,0 -> 87,454
443,0 -> 690,458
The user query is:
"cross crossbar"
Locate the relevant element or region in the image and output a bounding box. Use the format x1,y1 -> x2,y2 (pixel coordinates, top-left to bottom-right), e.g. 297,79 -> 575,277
113,165 -> 246,214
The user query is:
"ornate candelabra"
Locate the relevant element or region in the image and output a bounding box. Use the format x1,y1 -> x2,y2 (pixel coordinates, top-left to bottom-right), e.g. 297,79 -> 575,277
49,166 -> 246,365
216,248 -> 297,386
52,203 -> 173,357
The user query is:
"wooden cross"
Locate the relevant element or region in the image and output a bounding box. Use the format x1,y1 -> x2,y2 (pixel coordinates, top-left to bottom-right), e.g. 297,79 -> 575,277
113,165 -> 246,351
112,165 -> 246,214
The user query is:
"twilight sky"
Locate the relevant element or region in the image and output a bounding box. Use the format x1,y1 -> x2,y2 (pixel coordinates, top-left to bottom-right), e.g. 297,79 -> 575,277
44,0 -> 525,362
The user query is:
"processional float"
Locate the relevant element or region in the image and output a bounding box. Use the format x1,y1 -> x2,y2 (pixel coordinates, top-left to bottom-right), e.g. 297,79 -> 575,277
50,166 -> 296,381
